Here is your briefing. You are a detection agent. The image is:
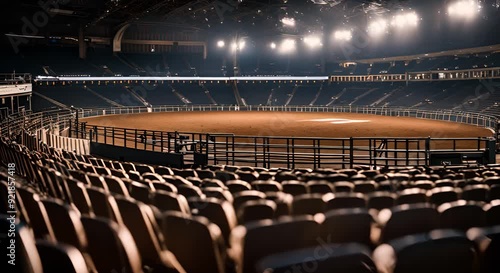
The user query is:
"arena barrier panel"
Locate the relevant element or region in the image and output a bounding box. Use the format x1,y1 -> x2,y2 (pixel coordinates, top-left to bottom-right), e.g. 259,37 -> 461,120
76,122 -> 497,169
46,132 -> 90,155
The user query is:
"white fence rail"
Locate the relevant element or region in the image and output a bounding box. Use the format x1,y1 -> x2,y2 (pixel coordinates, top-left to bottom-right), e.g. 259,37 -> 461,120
78,105 -> 498,131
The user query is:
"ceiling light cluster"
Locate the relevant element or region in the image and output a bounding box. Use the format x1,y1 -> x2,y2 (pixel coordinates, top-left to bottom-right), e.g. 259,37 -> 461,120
448,0 -> 481,19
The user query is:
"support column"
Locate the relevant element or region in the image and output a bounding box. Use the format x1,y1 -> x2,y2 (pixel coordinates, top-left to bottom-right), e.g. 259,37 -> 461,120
79,26 -> 87,59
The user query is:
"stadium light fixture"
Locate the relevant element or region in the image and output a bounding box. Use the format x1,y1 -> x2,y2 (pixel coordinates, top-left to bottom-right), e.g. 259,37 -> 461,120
279,39 -> 296,54
230,40 -> 246,52
238,40 -> 246,50
303,35 -> 323,48
367,19 -> 388,36
231,42 -> 238,51
334,30 -> 352,41
217,40 -> 225,48
391,12 -> 419,28
448,0 -> 481,19
281,17 -> 296,27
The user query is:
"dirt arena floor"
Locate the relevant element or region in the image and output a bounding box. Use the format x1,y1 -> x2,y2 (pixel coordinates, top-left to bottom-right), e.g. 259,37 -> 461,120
82,111 -> 493,139
82,112 -> 495,167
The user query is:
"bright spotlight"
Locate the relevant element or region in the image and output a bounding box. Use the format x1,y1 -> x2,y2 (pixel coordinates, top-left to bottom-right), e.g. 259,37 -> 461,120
303,35 -> 322,48
334,30 -> 352,41
448,0 -> 481,19
391,12 -> 419,28
368,19 -> 388,36
238,40 -> 246,50
217,40 -> 225,48
281,17 -> 296,27
270,42 -> 277,49
231,42 -> 238,51
230,40 -> 245,51
279,39 -> 296,53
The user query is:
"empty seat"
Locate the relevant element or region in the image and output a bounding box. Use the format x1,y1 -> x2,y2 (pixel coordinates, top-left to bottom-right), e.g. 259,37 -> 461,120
412,180 -> 434,190
233,190 -> 266,212
282,181 -> 308,196
215,170 -> 238,182
291,194 -> 329,215
235,171 -> 259,183
333,181 -> 354,192
462,184 -> 489,202
109,168 -> 129,179
177,184 -> 204,199
274,172 -> 297,182
255,243 -> 376,273
127,171 -> 142,181
81,216 -> 143,273
152,190 -> 190,215
94,166 -> 111,176
438,200 -> 486,231
484,200 -> 500,226
378,203 -> 439,243
16,187 -> 56,240
354,181 -> 377,193
428,186 -> 459,206
321,208 -> 373,246
67,170 -> 89,185
1,216 -> 43,273
64,179 -> 93,216
135,164 -> 155,174
396,188 -> 428,205
129,181 -> 152,204
161,212 -> 226,273
151,182 -> 177,193
114,197 -> 186,272
230,216 -> 322,273
40,199 -> 87,251
373,229 -> 477,273
434,179 -> 455,188
103,175 -> 129,197
467,225 -> 500,273
188,197 -> 237,246
265,192 -> 293,217
202,179 -> 226,189
489,184 -> 500,201
195,169 -> 215,179
142,172 -> 165,182
367,192 -> 396,211
85,186 -> 123,225
121,162 -> 137,172
226,180 -> 252,194
325,173 -> 349,183
484,176 -> 500,186
36,241 -> 89,273
237,199 -> 276,224
307,181 -> 334,194
85,173 -> 108,190
251,180 -> 282,193
326,192 -> 367,210
202,187 -> 233,202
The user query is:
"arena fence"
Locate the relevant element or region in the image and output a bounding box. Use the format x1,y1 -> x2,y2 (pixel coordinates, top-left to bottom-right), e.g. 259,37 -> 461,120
1,106 -> 497,169
77,105 -> 498,130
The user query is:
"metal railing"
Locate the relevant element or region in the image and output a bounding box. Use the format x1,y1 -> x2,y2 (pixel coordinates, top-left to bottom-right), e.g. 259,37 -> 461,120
76,122 -> 494,169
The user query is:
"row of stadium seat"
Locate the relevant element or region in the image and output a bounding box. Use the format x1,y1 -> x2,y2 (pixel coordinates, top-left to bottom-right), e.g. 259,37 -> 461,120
1,134 -> 500,273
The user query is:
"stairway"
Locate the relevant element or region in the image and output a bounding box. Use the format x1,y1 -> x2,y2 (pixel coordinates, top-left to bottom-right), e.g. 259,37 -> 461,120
32,92 -> 68,109
83,86 -> 123,107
